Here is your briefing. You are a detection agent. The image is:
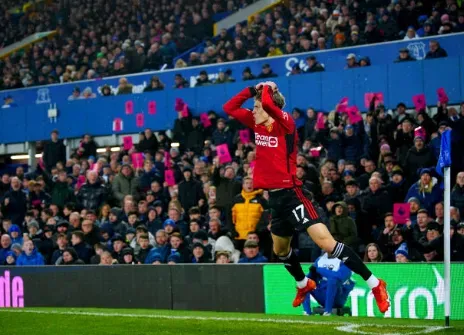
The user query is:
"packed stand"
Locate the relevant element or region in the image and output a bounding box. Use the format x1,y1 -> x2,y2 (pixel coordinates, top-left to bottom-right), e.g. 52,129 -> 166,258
1,91 -> 464,266
0,0 -> 255,90
2,0 -> 463,91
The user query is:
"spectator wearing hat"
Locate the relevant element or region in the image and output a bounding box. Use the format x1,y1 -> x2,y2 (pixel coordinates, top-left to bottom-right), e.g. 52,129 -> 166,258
107,208 -> 127,236
3,251 -> 16,266
451,172 -> 464,216
379,11 -> 399,41
387,168 -> 409,203
407,197 -> 421,227
195,70 -> 212,87
341,123 -> 368,163
42,129 -> 66,173
424,39 -> 448,59
394,243 -> 409,263
163,218 -> 178,235
191,242 -> 211,263
395,48 -> 416,62
242,67 -> 255,81
120,247 -> 138,265
28,180 -> 51,209
143,76 -> 165,92
329,202 -> 358,248
27,220 -> 41,239
178,166 -> 205,213
405,168 -> 443,214
305,56 -> 325,73
167,206 -> 188,236
77,171 -> 108,211
68,87 -> 81,101
257,64 -> 277,79
238,240 -> 268,263
173,74 -> 189,89
112,164 -> 140,204
8,224 -> 23,245
404,135 -> 436,182
345,54 -> 358,69
16,240 -> 45,266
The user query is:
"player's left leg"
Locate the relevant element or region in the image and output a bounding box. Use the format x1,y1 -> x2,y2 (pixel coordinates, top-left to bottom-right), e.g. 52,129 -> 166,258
307,223 -> 390,313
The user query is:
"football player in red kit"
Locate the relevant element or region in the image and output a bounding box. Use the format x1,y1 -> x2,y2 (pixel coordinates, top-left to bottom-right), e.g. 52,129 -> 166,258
223,81 -> 390,313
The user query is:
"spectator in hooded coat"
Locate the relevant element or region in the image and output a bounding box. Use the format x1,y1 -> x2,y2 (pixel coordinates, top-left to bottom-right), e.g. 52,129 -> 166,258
329,202 -> 358,248
178,166 -> 205,212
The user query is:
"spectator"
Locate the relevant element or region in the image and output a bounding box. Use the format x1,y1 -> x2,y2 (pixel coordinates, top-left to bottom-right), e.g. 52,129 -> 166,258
403,27 -> 419,40
363,177 -> 393,228
1,177 -> 27,226
78,134 -> 98,160
405,169 -> 443,214
112,164 -> 140,204
305,56 -> 325,73
211,118 -> 232,147
51,233 -> 69,265
191,242 -> 211,263
364,243 -> 383,263
345,54 -> 358,69
395,243 -> 409,263
101,85 -> 113,97
117,78 -> 133,95
16,240 -> 45,266
178,166 -> 205,213
329,202 -> 358,248
77,171 -> 108,211
71,231 -> 93,264
68,87 -> 82,101
242,67 -> 256,81
174,74 -> 189,89
257,64 -> 277,79
137,129 -> 160,156
145,229 -> 170,264
3,251 -> 16,266
451,172 -> 464,215
404,136 -> 436,182
0,234 -> 12,264
238,240 -> 267,263
425,40 -> 448,59
8,225 -> 23,246
43,129 -> 66,172
195,70 -> 212,87
395,48 -> 416,63
231,177 -> 266,247
57,248 -> 85,265
144,76 -> 165,92
212,161 -> 241,223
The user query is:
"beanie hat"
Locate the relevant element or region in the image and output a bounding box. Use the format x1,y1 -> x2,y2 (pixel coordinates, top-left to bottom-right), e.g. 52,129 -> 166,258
395,243 -> 409,259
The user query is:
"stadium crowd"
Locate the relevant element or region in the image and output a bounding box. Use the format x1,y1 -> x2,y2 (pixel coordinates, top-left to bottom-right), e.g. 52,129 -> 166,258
1,94 -> 464,266
1,0 -> 463,90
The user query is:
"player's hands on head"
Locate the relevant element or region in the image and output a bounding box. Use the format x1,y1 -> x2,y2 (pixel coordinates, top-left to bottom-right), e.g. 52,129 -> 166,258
255,81 -> 278,92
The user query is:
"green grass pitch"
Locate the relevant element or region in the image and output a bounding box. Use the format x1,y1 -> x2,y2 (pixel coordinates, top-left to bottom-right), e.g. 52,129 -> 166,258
0,308 -> 462,335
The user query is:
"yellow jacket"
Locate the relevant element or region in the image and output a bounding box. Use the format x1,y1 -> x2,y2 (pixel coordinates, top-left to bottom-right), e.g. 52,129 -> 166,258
231,189 -> 265,240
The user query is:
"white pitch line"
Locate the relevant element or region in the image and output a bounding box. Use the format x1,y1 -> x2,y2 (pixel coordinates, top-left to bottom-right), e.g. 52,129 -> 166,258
0,309 -> 447,335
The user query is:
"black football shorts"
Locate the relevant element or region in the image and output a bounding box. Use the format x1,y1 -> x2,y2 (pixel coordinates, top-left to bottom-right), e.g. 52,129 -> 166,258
268,187 -> 321,237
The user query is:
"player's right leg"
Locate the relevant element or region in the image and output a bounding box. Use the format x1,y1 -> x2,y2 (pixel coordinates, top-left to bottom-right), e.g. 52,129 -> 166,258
307,223 -> 390,313
271,233 -> 316,307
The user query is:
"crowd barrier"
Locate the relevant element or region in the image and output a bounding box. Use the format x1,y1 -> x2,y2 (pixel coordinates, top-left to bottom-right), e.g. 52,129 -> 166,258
0,56 -> 463,144
1,263 -> 463,320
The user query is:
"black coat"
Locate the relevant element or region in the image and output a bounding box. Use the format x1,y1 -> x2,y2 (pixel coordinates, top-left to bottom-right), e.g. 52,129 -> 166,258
395,130 -> 414,166
451,185 -> 464,215
404,146 -> 436,182
80,140 -> 97,159
186,126 -> 205,154
77,181 -> 108,211
137,135 -> 159,156
1,189 -> 27,226
178,179 -> 204,212
362,188 -> 393,227
72,242 -> 93,264
43,140 -> 66,171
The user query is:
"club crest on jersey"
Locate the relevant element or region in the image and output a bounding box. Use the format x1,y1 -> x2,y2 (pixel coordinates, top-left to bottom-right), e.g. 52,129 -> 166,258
255,133 -> 278,147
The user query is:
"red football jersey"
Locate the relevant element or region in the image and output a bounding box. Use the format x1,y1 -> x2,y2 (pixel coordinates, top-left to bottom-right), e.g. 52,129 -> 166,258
223,85 -> 302,190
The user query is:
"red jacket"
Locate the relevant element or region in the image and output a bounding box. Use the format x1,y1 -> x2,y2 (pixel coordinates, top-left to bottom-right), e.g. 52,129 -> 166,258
223,85 -> 301,190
